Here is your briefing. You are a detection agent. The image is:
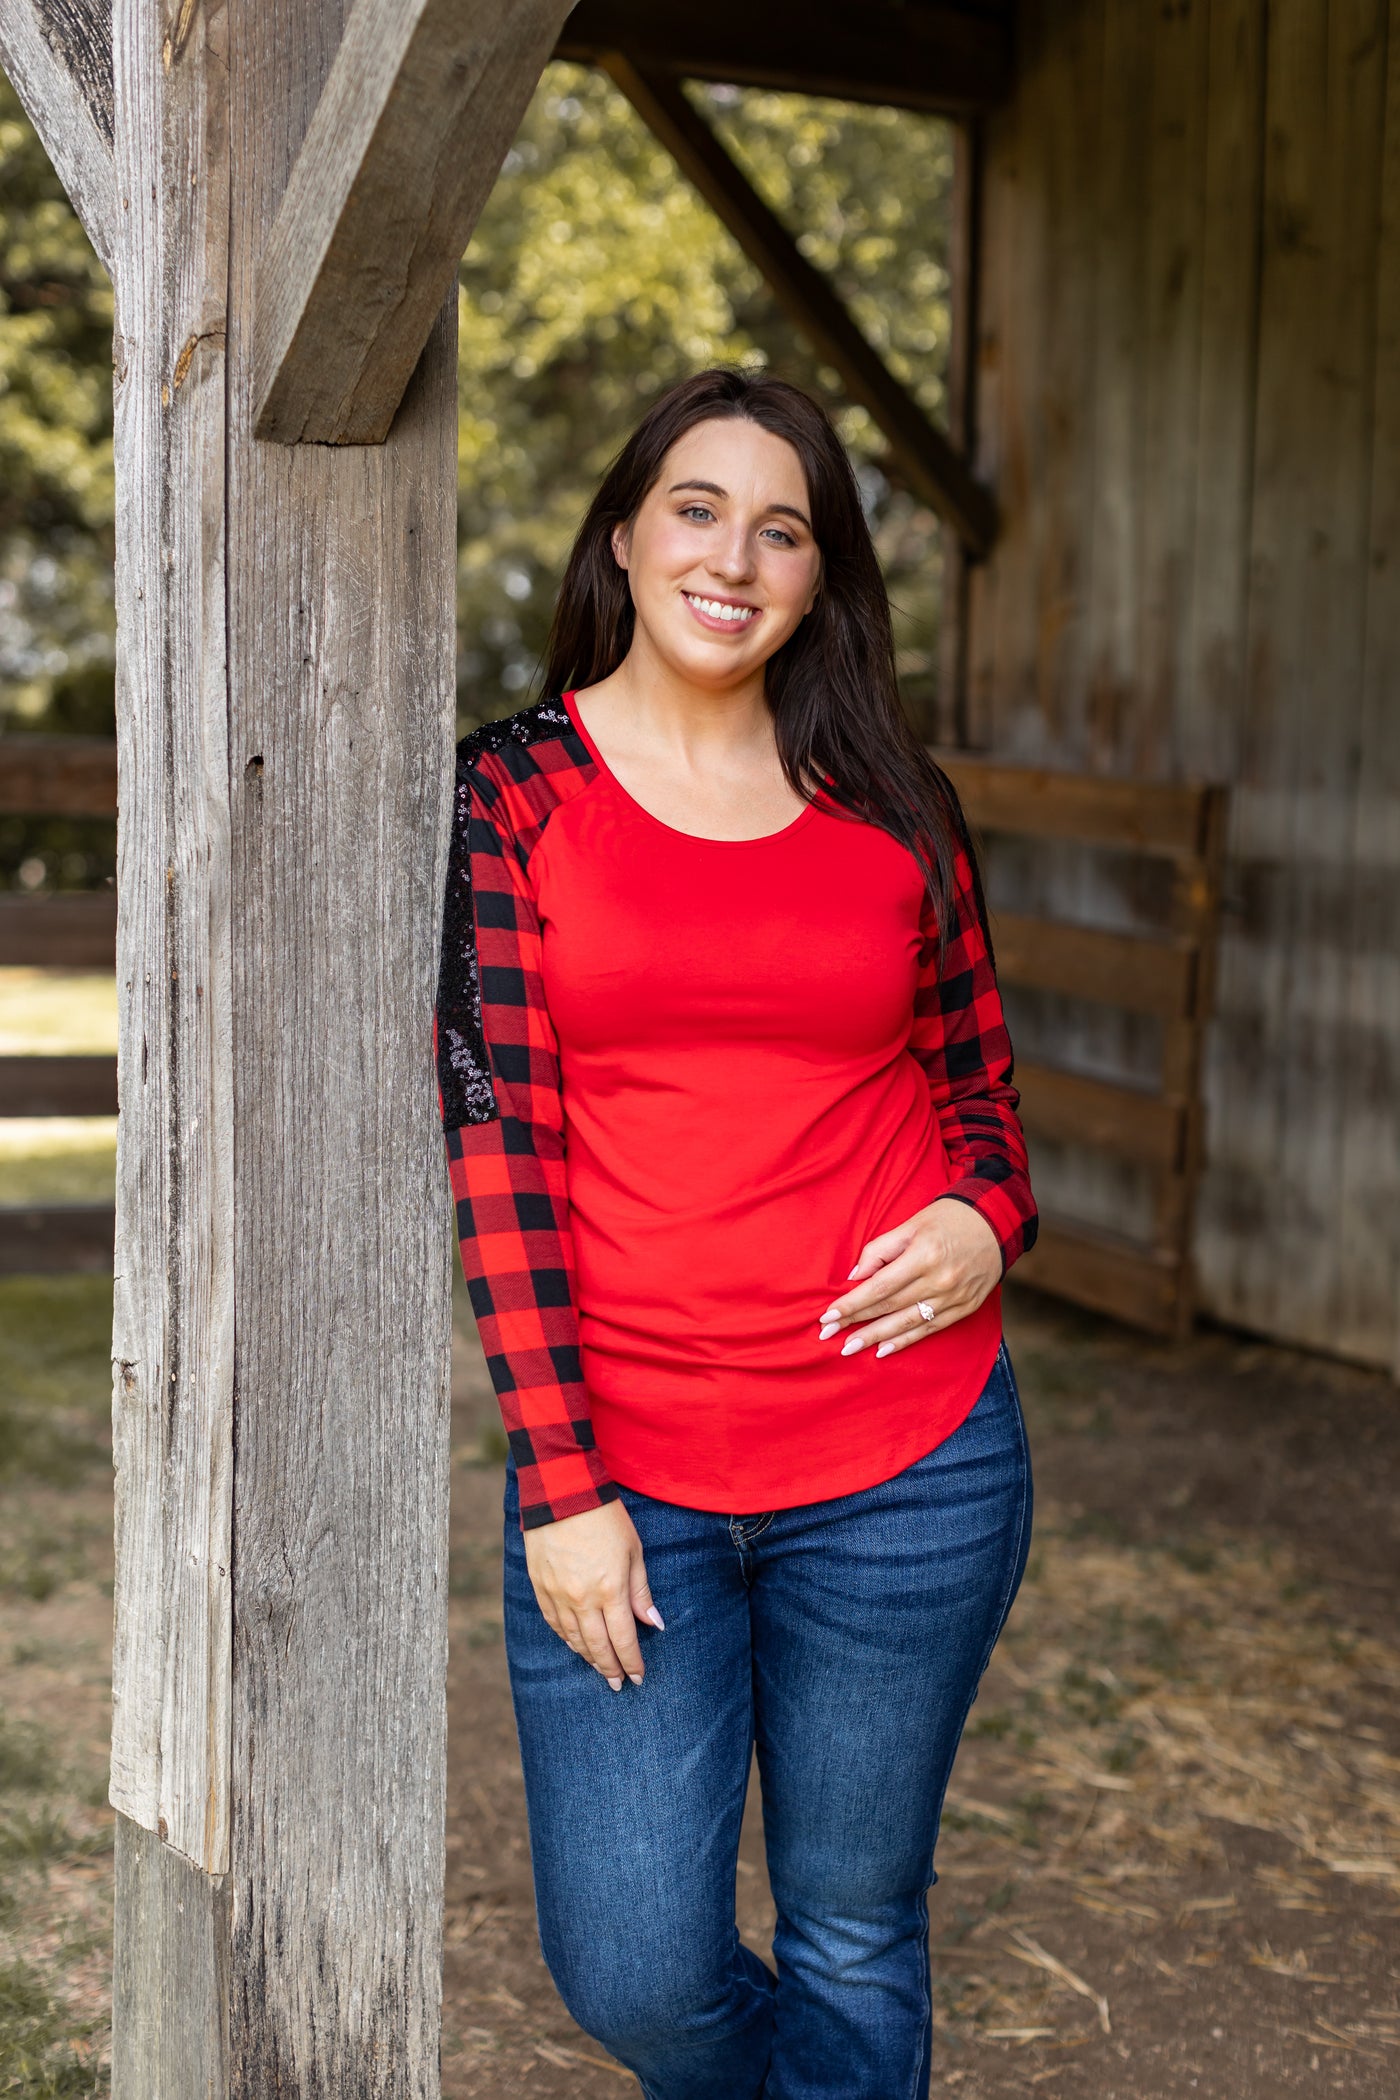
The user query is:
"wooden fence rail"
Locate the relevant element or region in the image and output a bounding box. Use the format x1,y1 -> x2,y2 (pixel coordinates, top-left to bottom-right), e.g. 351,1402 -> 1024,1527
934,749 -> 1229,1339
0,734 -> 118,1270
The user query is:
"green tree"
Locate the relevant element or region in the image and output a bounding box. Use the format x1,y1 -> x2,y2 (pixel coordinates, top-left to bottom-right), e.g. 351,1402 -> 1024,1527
0,74 -> 115,740
0,59 -> 957,777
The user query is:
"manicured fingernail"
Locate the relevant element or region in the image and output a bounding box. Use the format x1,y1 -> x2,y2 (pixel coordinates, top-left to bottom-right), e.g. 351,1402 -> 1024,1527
841,1335 -> 862,1355
819,1321 -> 840,1340
628,1673 -> 643,1686
847,1267 -> 860,1279
875,1342 -> 894,1358
646,1605 -> 666,1630
607,1676 -> 623,1692
820,1305 -> 840,1322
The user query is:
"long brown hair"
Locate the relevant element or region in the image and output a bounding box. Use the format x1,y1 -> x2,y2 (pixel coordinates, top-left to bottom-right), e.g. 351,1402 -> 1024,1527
538,367 -> 970,937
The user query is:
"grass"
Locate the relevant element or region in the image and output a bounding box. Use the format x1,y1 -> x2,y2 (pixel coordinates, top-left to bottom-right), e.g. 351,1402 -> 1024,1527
0,1959 -> 107,2098
0,1262 -> 114,2093
0,1277 -> 112,1486
0,1124 -> 116,1207
0,971 -> 117,1206
0,973 -> 117,1057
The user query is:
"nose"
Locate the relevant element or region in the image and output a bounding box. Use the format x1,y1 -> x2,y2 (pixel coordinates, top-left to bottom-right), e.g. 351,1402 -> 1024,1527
707,521 -> 757,585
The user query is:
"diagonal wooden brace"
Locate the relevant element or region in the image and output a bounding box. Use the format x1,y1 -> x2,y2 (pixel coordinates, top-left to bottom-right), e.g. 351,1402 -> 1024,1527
603,57 -> 999,559
253,0 -> 575,445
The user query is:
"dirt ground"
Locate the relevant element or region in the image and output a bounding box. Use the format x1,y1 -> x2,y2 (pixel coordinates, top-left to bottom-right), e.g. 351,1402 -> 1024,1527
441,1284 -> 1400,2099
1,1273 -> 1397,2096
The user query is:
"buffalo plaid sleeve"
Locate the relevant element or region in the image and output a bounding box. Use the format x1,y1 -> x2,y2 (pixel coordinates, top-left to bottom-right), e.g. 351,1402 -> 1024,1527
909,801 -> 1038,1276
434,746 -> 617,1530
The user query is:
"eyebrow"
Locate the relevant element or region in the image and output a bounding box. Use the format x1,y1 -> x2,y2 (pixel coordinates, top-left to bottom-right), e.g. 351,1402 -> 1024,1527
667,479 -> 812,531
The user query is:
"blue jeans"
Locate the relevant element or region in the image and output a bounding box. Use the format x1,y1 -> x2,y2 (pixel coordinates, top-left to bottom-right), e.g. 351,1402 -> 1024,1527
502,1338 -> 1033,2100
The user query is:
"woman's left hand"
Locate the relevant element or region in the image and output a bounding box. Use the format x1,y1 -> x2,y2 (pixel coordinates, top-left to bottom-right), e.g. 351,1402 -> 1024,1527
818,1197 -> 1003,1357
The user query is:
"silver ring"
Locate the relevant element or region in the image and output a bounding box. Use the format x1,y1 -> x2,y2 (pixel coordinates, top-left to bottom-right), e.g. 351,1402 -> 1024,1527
916,1298 -> 937,1324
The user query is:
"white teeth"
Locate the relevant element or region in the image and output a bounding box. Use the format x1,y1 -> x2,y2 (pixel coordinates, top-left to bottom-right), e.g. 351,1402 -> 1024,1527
686,592 -> 756,624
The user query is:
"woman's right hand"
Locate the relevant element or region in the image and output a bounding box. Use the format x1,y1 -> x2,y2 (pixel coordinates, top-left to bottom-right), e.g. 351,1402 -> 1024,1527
523,1497 -> 663,1690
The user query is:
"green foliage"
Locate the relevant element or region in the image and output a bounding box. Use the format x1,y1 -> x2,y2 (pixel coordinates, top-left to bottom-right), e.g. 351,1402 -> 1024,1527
0,77 -> 114,740
0,1959 -> 106,2097
1,64 -> 956,759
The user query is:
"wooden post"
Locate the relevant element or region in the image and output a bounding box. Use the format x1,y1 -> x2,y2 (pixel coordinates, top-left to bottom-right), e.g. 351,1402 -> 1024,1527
0,0 -> 570,2084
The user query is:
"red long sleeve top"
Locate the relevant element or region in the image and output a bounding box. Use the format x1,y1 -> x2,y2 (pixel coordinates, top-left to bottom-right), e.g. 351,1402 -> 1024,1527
434,692 -> 1037,1530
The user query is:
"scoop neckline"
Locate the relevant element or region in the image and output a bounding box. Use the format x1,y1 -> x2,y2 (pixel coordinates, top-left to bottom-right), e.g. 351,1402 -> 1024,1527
562,689 -> 823,847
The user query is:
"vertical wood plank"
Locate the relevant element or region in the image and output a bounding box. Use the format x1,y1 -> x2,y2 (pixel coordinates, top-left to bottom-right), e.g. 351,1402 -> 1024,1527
1218,0 -> 1387,1347
1337,0 -> 1400,1371
937,118 -> 979,747
223,0 -> 458,2085
1181,0 -> 1266,784
1135,0 -> 1212,777
112,1812 -> 229,2095
1025,0 -> 1102,763
107,0 -> 235,1874
963,0 -> 1398,1367
965,69 -> 1015,746
1082,0 -> 1151,770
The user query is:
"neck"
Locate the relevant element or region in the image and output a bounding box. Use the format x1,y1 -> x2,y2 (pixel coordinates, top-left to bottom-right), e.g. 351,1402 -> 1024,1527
600,625 -> 772,759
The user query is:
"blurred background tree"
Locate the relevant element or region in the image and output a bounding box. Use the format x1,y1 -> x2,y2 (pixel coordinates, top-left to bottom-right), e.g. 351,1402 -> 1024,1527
0,60 -> 955,886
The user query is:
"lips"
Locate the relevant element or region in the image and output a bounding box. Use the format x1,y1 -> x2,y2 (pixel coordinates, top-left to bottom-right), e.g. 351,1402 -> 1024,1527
683,590 -> 761,631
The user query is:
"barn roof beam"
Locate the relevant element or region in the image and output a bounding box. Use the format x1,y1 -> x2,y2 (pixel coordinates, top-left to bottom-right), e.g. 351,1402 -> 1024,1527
559,0 -> 1014,116
0,0 -> 116,272
603,58 -> 998,559
252,0 -> 575,445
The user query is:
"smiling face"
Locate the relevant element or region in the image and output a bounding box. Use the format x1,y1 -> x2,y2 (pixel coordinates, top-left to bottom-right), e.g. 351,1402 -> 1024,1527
610,416 -> 824,691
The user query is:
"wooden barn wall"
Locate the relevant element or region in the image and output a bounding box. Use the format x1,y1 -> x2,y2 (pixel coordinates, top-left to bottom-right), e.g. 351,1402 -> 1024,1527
966,0 -> 1400,1370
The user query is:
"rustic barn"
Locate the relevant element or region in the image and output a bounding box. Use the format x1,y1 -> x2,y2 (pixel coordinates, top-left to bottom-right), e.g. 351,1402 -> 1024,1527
0,0 -> 1395,2089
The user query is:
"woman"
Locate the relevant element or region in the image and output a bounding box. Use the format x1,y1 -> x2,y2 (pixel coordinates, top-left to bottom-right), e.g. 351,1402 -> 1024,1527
435,367 -> 1037,2099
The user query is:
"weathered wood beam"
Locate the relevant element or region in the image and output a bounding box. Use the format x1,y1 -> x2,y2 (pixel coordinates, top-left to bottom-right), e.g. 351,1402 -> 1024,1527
104,0 -> 459,2076
557,0 -> 1014,115
603,58 -> 998,557
0,0 -> 115,271
253,0 -> 572,444
107,0 -> 231,1886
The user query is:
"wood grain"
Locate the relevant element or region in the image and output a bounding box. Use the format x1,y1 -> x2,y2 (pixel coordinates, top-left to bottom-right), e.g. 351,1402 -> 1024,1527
107,0 -> 234,1880
1341,5 -> 1400,1375
111,1814 -> 229,2096
225,0 -> 458,2082
967,0 -> 1400,1370
253,0 -> 571,443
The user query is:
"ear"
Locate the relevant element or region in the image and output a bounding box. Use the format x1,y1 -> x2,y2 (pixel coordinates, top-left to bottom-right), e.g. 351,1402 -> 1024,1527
611,520 -> 631,572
